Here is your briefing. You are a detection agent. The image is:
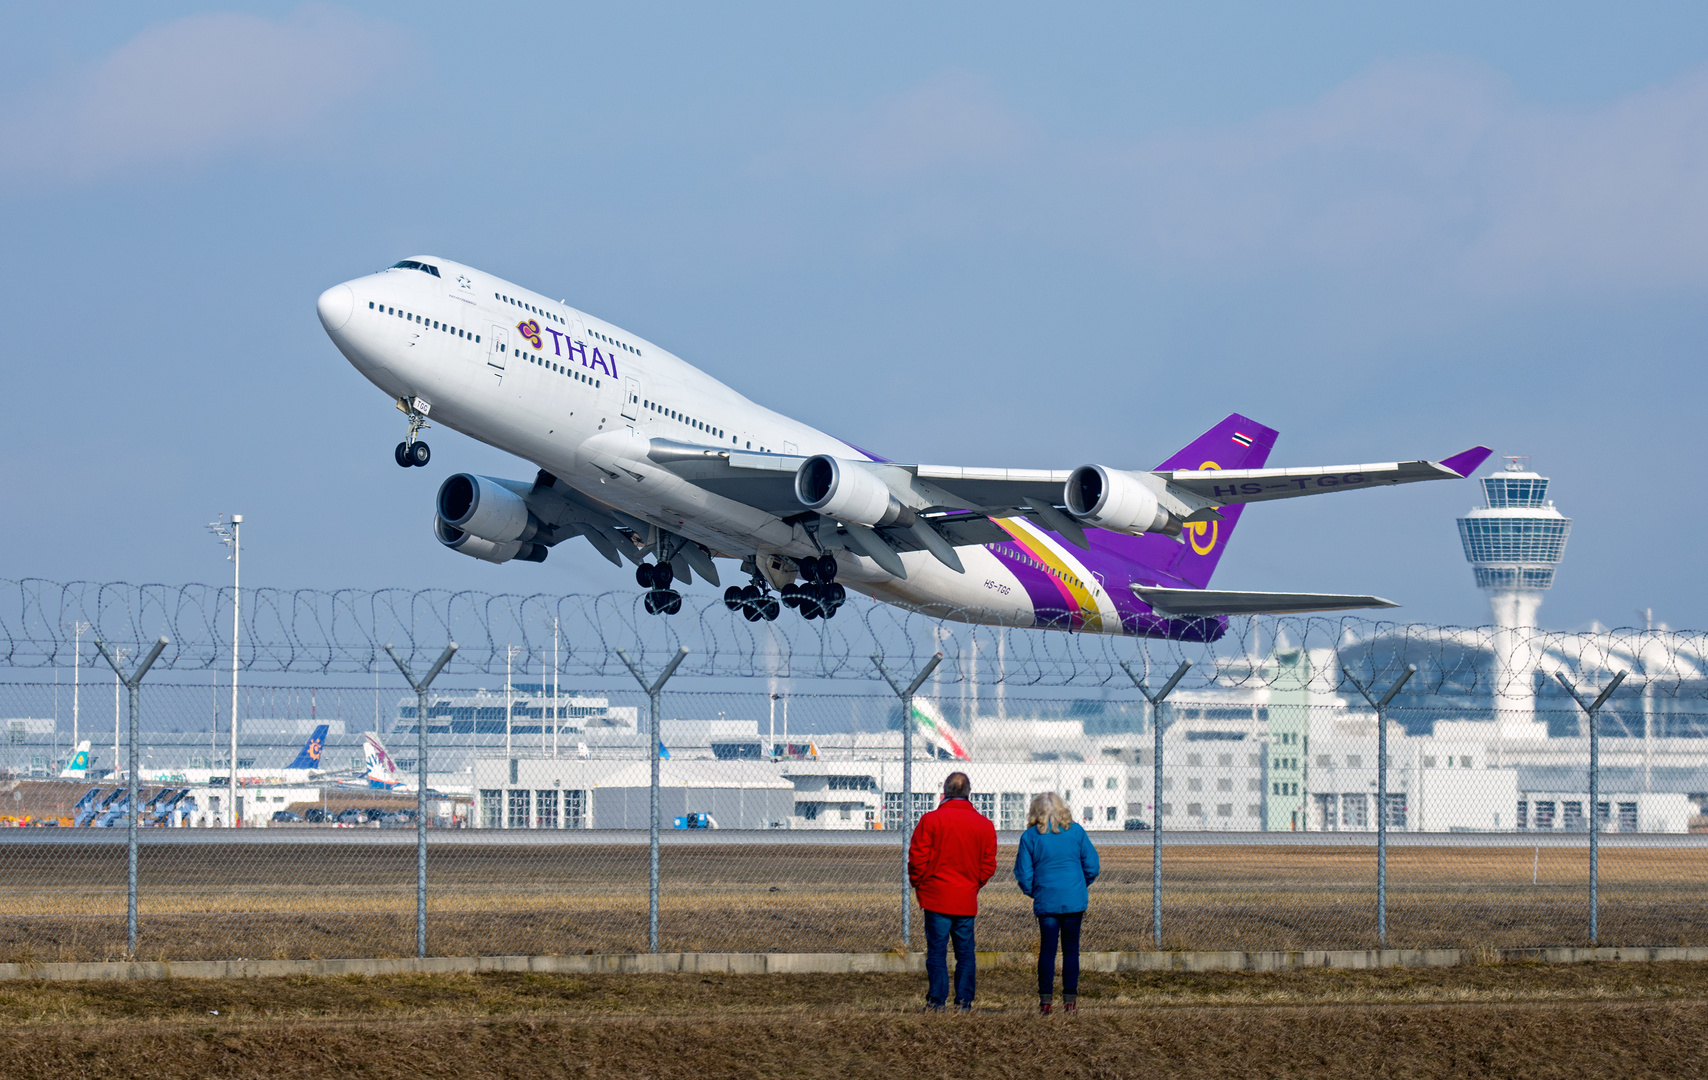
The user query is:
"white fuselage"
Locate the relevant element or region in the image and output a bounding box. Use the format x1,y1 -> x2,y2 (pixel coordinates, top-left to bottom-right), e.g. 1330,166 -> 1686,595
317,258 -> 1122,628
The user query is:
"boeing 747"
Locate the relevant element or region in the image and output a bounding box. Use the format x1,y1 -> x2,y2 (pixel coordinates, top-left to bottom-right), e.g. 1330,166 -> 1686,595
317,258 -> 1488,641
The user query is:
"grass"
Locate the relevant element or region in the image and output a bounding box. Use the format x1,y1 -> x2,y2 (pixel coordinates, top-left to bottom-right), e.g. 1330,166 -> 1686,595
4,963 -> 1708,1078
3,842 -> 1708,961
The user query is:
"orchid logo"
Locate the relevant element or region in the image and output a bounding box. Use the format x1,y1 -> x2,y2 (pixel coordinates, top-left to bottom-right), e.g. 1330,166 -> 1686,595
516,319 -> 542,349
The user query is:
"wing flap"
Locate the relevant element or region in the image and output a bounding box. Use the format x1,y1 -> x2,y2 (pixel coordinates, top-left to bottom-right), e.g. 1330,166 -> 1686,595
1132,585 -> 1399,616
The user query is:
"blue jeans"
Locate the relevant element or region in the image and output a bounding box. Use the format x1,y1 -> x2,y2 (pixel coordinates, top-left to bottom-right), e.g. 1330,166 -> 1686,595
922,910 -> 977,1007
1037,912 -> 1084,999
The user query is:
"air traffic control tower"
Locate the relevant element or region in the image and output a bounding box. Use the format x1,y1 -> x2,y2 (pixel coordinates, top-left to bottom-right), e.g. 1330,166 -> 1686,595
1456,457 -> 1572,738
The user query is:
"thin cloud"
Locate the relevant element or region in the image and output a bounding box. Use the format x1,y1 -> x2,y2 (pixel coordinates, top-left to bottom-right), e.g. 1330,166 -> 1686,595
750,71 -> 1032,185
0,5 -> 410,183
762,58 -> 1708,296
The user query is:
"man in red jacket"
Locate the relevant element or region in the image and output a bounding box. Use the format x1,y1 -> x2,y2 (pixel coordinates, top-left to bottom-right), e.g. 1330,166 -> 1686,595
908,771 -> 998,1010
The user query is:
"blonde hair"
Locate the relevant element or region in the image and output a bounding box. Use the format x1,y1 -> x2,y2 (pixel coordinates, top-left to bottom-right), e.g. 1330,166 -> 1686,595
1027,792 -> 1073,834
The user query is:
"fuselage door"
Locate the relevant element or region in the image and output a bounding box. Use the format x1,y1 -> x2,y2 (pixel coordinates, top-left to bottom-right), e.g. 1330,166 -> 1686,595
622,377 -> 641,421
488,325 -> 507,369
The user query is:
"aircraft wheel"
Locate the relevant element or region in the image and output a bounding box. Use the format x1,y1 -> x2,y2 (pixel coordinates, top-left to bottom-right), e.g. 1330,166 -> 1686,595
759,598 -> 780,621
637,563 -> 656,588
394,442 -> 412,467
643,590 -> 661,615
779,582 -> 803,609
798,557 -> 820,584
407,441 -> 431,467
815,554 -> 838,582
825,582 -> 846,605
660,590 -> 682,615
723,585 -> 744,611
653,561 -> 675,589
741,604 -> 762,622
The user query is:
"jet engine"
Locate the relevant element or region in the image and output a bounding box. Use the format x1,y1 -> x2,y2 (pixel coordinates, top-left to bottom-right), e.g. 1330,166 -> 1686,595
434,518 -> 547,564
436,474 -> 542,544
1064,465 -> 1170,535
794,456 -> 913,526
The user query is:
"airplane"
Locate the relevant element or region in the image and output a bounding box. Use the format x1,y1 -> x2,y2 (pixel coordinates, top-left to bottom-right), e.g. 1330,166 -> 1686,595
316,257 -> 1490,641
131,725 -> 332,785
58,740 -> 92,778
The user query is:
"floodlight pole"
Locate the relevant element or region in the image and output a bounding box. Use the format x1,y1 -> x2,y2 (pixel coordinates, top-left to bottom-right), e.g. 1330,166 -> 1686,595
1121,660 -> 1191,950
1345,665 -> 1416,949
617,647 -> 689,954
873,653 -> 942,948
207,514 -> 241,826
93,635 -> 169,957
386,642 -> 459,959
1555,670 -> 1627,946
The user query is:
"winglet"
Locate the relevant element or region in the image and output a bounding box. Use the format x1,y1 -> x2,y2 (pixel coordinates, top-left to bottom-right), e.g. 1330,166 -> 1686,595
1438,446 -> 1493,478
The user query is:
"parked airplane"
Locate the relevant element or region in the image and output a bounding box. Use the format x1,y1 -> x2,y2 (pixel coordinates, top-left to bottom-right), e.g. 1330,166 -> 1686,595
317,258 -> 1489,641
58,740 -> 92,778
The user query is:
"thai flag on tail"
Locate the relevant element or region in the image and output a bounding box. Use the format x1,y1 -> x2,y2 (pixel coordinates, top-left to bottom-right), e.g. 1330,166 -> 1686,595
1231,431 -> 1254,447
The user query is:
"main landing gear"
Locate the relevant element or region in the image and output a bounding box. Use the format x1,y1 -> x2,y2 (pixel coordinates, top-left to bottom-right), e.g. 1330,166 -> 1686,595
636,562 -> 682,615
781,554 -> 847,621
723,584 -> 781,622
394,398 -> 431,467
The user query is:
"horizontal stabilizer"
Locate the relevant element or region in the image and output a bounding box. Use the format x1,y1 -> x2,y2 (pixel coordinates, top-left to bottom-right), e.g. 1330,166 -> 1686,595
1132,585 -> 1399,616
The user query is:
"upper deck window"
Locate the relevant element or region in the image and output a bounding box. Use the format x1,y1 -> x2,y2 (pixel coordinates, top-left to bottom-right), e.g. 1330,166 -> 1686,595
390,260 -> 441,278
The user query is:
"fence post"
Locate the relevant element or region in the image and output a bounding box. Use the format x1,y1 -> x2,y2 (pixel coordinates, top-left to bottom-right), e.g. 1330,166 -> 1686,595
93,636 -> 169,958
617,647 -> 689,954
1345,664 -> 1415,949
1555,670 -> 1627,946
873,653 -> 943,949
385,642 -> 458,959
1120,660 -> 1190,950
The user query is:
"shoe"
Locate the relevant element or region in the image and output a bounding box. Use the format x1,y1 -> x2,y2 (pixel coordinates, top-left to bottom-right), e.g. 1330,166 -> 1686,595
1063,1002 -> 1078,1015
1039,1002 -> 1053,1016
923,1002 -> 945,1013
955,1001 -> 972,1012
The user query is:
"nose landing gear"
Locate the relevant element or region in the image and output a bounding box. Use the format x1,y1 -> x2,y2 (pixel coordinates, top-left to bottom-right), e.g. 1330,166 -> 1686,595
394,397 -> 432,468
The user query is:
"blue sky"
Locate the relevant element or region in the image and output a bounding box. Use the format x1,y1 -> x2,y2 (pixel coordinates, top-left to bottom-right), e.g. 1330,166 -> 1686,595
3,2 -> 1705,632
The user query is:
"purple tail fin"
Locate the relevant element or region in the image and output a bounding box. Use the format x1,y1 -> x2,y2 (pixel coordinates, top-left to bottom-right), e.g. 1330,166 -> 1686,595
1105,413 -> 1278,590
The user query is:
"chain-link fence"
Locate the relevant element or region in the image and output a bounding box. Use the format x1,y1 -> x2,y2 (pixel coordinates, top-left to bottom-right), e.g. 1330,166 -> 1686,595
3,583 -> 1708,962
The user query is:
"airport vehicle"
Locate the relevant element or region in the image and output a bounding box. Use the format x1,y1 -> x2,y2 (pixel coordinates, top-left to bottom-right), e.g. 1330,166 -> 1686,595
317,258 -> 1490,640
272,809 -> 303,823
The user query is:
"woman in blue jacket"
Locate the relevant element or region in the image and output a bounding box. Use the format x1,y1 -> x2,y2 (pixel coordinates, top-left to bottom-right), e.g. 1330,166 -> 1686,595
1014,791 -> 1100,1015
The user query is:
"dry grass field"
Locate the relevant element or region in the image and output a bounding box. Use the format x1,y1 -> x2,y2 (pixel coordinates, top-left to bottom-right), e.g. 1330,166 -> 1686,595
4,963 -> 1708,1078
3,840 -> 1707,961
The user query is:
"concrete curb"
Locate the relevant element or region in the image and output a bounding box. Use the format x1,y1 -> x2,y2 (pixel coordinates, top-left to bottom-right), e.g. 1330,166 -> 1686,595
5,945 -> 1708,982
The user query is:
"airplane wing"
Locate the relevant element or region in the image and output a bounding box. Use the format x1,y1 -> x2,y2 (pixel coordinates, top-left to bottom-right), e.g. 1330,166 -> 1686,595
1132,586 -> 1399,616
1157,447 -> 1492,508
645,439 -> 1491,549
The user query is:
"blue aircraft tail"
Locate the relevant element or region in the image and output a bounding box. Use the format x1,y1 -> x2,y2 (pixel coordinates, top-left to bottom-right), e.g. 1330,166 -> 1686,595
286,724 -> 329,770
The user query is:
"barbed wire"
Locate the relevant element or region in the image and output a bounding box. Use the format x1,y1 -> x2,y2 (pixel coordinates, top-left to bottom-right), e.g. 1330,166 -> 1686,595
3,579 -> 1706,695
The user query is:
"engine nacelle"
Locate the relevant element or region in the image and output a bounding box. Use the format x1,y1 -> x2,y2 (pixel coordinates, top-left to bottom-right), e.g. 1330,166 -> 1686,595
794,455 -> 912,526
436,473 -> 541,543
1064,465 -> 1170,535
434,518 -> 547,564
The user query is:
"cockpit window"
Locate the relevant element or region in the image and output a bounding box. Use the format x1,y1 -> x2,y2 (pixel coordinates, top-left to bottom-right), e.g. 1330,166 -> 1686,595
389,260 -> 441,278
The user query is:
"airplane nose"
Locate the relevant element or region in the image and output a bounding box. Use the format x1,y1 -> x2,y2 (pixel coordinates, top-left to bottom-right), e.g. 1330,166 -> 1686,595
317,283 -> 354,332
